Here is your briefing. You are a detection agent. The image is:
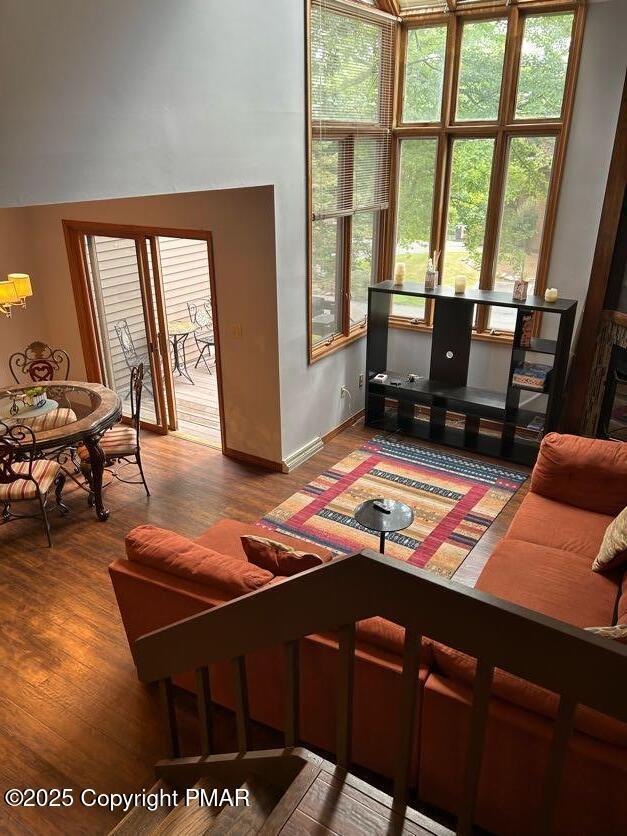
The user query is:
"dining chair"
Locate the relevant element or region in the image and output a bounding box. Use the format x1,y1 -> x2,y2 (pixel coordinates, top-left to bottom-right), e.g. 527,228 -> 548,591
187,300 -> 215,372
0,421 -> 69,547
113,319 -> 153,397
9,341 -> 70,384
78,363 -> 150,498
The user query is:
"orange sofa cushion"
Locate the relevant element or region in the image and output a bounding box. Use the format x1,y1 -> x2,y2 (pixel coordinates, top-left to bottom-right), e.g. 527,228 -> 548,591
507,491 -> 613,561
475,538 -> 621,627
125,525 -> 273,596
531,433 -> 627,517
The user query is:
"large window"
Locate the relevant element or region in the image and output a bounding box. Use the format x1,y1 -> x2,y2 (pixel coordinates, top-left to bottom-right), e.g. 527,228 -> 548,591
307,0 -> 584,360
308,0 -> 394,358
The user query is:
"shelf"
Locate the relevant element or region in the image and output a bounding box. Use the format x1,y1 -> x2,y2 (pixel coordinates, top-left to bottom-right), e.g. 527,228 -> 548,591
514,338 -> 557,356
510,383 -> 549,394
368,372 -> 545,426
366,411 -> 539,467
371,281 -> 577,314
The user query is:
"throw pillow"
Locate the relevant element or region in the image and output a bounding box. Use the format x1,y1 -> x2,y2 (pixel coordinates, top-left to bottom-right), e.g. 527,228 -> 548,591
585,624 -> 627,644
241,534 -> 329,576
592,506 -> 627,572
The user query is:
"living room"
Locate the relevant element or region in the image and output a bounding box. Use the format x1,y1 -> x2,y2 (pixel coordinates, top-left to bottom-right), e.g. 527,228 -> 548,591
0,1 -> 626,834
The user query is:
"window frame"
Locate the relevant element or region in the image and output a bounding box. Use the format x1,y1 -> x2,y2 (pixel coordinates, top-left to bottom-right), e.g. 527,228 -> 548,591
306,0 -> 586,363
306,0 -> 397,362
387,1 -> 586,337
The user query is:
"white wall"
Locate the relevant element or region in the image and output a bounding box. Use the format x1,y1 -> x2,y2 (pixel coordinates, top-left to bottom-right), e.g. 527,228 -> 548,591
0,0 -> 625,462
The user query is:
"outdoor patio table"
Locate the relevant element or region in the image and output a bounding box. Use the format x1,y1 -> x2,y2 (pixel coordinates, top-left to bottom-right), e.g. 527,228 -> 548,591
168,319 -> 197,385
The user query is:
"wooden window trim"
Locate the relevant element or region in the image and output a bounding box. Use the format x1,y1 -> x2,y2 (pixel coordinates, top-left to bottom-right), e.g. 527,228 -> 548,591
307,0 -> 586,362
388,0 -> 585,338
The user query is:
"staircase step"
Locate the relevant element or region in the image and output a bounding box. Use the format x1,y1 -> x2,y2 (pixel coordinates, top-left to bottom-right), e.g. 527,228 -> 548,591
152,776 -> 224,836
210,775 -> 281,835
108,780 -> 175,835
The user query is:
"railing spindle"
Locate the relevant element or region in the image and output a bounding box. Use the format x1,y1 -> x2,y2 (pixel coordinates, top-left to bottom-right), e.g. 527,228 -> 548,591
284,640 -> 300,748
393,630 -> 422,808
232,656 -> 250,753
458,658 -> 494,836
196,665 -> 214,756
336,623 -> 356,770
537,695 -> 577,836
159,677 -> 180,758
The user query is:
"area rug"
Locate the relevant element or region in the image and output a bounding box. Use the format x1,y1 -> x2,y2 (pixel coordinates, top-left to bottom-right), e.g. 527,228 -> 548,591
260,435 -> 527,580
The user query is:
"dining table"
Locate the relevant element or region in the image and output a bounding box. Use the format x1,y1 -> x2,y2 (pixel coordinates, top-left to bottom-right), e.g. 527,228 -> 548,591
0,381 -> 122,521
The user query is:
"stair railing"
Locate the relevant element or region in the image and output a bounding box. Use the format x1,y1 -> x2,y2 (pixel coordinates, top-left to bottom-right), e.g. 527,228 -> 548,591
133,548 -> 627,836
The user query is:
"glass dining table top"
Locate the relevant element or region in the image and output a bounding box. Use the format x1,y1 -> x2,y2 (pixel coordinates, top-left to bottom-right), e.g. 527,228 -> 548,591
0,381 -> 122,447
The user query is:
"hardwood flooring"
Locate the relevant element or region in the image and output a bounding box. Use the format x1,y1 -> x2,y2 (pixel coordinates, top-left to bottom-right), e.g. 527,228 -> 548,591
0,422 -> 528,834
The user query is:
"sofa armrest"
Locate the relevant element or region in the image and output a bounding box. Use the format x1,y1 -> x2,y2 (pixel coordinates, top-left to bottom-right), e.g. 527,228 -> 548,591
531,433 -> 627,516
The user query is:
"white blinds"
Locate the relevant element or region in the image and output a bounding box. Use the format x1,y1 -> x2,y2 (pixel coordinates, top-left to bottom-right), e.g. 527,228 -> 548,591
311,0 -> 395,220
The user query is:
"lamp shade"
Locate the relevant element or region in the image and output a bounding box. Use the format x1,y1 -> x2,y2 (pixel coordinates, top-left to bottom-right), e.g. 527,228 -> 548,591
0,279 -> 19,305
8,273 -> 32,298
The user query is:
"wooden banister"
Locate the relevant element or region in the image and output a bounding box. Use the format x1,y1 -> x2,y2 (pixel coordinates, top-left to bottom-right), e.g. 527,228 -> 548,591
138,549 -> 627,836
135,550 -> 627,726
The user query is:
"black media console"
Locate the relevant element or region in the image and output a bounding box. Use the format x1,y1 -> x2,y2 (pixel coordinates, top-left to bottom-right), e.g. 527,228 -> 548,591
365,281 -> 577,466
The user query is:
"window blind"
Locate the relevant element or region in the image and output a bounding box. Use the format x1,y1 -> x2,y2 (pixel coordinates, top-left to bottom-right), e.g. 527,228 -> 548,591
311,0 -> 395,221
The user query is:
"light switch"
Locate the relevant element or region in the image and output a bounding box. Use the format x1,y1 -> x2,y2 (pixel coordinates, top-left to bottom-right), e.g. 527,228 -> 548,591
231,323 -> 243,338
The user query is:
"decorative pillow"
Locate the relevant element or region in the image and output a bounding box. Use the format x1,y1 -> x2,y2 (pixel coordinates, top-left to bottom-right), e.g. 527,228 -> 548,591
585,624 -> 627,644
592,506 -> 627,572
241,535 -> 329,576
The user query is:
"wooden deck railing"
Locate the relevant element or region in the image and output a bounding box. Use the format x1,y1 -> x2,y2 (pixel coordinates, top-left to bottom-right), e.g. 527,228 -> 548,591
133,549 -> 627,835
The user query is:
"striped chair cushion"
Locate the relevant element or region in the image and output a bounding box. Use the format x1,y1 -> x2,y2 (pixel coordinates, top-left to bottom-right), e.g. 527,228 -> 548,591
24,408 -> 78,433
0,459 -> 61,502
77,425 -> 137,462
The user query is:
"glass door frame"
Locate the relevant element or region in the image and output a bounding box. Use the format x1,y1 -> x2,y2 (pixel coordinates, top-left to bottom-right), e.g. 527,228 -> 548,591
63,220 -> 224,448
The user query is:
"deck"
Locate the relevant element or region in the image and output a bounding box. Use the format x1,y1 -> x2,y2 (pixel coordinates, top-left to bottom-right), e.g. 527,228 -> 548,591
172,365 -> 221,448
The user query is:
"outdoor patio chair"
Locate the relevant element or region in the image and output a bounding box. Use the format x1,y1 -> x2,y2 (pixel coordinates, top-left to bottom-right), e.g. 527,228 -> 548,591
113,319 -> 153,398
187,300 -> 215,373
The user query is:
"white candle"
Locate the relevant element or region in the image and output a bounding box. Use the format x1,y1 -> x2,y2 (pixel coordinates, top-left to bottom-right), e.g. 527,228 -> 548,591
394,262 -> 406,285
454,276 -> 466,294
544,287 -> 558,303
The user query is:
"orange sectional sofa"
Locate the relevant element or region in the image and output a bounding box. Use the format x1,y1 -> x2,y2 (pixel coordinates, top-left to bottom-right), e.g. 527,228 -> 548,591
109,433 -> 627,835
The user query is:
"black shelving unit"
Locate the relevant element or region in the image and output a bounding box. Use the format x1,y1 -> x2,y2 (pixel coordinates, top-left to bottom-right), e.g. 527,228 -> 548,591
365,281 -> 577,466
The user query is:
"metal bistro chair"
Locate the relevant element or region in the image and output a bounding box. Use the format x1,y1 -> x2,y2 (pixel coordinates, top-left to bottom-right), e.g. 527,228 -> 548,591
78,363 -> 150,499
0,421 -> 69,547
9,341 -> 70,384
113,319 -> 153,398
187,300 -> 215,373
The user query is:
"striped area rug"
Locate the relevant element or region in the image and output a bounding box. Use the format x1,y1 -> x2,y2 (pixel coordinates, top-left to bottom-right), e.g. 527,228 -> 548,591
260,436 -> 527,581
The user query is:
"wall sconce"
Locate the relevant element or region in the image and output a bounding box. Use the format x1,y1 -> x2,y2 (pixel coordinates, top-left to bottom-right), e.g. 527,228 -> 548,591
0,273 -> 33,317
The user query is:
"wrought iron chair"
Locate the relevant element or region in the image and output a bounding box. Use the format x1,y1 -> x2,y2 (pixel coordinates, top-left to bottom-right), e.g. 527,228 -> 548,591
113,319 -> 153,397
78,363 -> 150,498
187,300 -> 215,372
0,421 -> 69,547
9,341 -> 70,384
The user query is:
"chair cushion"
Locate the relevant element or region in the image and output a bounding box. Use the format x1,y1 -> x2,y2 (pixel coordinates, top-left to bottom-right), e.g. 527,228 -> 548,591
0,458 -> 60,501
593,506 -> 627,573
241,534 -> 329,576
507,492 -> 613,561
125,525 -> 273,596
476,538 -> 621,627
531,433 -> 627,517
585,624 -> 627,643
78,425 -> 137,461
25,408 -> 77,432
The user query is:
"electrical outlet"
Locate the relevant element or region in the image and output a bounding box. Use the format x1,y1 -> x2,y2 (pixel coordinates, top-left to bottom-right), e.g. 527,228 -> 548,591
358,373 -> 364,388
230,323 -> 243,338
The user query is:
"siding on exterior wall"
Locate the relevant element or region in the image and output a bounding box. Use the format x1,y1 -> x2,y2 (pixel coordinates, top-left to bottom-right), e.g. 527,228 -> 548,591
87,235 -> 212,416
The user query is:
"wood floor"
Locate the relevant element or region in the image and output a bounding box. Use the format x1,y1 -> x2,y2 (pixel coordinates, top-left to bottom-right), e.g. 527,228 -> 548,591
0,422 -> 528,834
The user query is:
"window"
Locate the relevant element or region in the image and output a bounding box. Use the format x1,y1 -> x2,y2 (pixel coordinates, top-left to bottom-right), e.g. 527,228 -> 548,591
393,5 -> 579,336
308,0 -> 394,358
307,1 -> 583,359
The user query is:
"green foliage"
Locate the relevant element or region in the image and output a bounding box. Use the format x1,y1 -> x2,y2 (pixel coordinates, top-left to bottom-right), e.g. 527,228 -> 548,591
456,19 -> 507,121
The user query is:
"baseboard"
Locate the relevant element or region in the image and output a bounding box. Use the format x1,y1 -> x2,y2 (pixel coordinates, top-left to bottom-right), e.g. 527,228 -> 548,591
321,408 -> 365,444
281,436 -> 324,473
224,446 -> 284,472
